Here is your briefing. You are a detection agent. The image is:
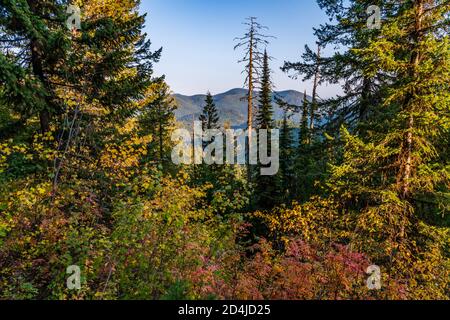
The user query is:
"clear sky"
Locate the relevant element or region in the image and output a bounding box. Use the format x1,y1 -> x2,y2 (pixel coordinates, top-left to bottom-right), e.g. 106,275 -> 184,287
140,0 -> 340,97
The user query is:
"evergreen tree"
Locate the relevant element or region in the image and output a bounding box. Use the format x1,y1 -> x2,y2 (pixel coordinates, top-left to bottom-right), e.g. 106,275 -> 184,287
0,0 -> 162,182
199,92 -> 220,131
323,0 -> 450,298
277,110 -> 295,203
281,0 -> 388,202
282,0 -> 385,136
0,0 -> 71,133
194,96 -> 248,218
0,0 -> 448,301
256,50 -> 275,130
300,90 -> 310,145
254,49 -> 277,209
139,80 -> 177,172
196,91 -> 221,188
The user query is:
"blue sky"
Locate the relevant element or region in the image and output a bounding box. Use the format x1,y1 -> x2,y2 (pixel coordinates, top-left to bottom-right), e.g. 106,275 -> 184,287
140,0 -> 340,97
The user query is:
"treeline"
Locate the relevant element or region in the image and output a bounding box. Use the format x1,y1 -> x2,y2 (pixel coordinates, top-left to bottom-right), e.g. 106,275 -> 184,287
0,0 -> 448,300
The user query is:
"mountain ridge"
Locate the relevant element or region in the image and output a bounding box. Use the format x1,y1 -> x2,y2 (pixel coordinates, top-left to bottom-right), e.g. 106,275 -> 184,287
173,88 -> 310,127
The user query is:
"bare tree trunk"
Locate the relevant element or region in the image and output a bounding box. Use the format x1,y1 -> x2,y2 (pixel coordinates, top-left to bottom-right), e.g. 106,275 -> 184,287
310,44 -> 321,135
247,31 -> 254,184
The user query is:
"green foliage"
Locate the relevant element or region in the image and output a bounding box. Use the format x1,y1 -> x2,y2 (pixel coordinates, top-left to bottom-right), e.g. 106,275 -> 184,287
277,112 -> 295,203
254,50 -> 278,210
256,51 -> 275,130
199,92 -> 220,131
138,81 -> 177,172
0,0 -> 448,301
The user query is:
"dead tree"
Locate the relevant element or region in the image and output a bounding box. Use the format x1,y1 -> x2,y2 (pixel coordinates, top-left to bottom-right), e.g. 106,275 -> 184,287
234,17 -> 274,184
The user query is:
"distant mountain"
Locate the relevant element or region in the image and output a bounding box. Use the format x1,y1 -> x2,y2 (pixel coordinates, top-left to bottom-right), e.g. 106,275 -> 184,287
173,88 -> 310,127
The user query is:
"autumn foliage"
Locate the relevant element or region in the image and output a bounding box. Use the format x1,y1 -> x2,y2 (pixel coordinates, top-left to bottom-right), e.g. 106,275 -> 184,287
0,0 -> 449,300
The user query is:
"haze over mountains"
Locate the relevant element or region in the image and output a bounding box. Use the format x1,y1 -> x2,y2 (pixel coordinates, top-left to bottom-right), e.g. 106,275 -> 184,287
174,88 -> 310,127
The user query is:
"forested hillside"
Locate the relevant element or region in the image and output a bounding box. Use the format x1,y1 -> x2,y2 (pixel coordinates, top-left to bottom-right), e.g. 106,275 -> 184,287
0,0 -> 448,300
174,89 -> 309,127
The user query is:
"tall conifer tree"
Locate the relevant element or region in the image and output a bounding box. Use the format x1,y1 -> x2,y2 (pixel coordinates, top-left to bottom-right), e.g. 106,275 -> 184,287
278,111 -> 295,203
256,50 -> 275,130
199,92 -> 220,131
322,0 -> 449,298
255,50 -> 277,209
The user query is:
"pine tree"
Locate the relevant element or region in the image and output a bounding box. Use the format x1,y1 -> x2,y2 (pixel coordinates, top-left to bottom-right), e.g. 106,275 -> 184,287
278,110 -> 295,203
322,0 -> 450,298
0,0 -> 71,133
196,91 -> 221,188
199,92 -> 220,131
139,80 -> 177,171
195,96 -> 248,218
282,43 -> 323,140
48,0 -> 161,192
256,50 -> 275,130
300,91 -> 310,145
353,0 -> 450,214
280,0 -> 388,203
0,0 -> 162,170
282,0 -> 385,136
254,49 -> 277,209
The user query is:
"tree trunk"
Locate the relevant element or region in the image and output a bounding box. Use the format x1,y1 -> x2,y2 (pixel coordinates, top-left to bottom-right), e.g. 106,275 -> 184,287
360,77 -> 371,123
29,1 -> 51,134
247,30 -> 254,184
159,112 -> 164,169
310,44 -> 321,135
31,39 -> 51,133
400,0 -> 423,199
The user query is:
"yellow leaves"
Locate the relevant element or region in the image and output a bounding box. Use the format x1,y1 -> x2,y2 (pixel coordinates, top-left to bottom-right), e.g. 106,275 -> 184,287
0,141 -> 32,172
141,182 -> 151,190
100,130 -> 151,183
253,197 -> 343,244
177,170 -> 190,184
81,0 -> 138,21
36,186 -> 48,196
118,119 -> 137,135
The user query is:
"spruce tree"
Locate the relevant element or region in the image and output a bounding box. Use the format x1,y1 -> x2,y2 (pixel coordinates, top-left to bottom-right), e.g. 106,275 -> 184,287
256,50 -> 275,130
255,49 -> 277,209
196,91 -> 221,186
281,0 -> 388,202
282,0 -> 385,135
300,91 -> 310,145
199,92 -> 220,131
0,0 -> 162,145
278,110 -> 295,203
323,0 -> 450,298
139,80 -> 177,171
0,0 -> 71,133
